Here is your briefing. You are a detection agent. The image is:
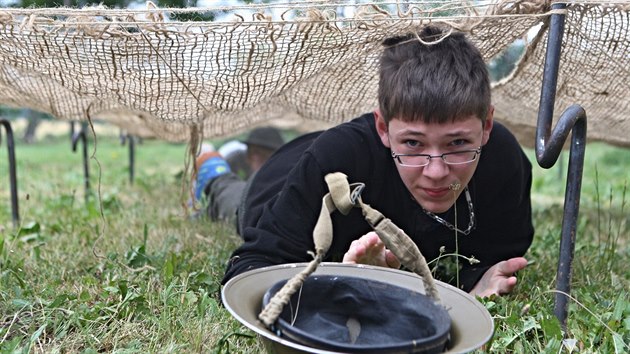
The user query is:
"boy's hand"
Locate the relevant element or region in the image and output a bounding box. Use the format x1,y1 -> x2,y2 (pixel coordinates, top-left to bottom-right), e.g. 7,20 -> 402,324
342,232 -> 401,269
470,257 -> 528,298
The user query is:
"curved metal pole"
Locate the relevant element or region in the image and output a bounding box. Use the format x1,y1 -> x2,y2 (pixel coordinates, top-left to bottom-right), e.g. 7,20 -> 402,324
536,3 -> 588,331
71,124 -> 90,202
0,119 -> 20,227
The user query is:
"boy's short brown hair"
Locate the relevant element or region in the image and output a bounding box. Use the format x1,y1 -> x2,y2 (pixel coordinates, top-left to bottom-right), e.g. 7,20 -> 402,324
378,26 -> 491,125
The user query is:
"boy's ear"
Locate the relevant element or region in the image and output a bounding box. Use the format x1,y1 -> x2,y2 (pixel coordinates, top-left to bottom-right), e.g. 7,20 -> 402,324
482,105 -> 494,146
374,109 -> 391,148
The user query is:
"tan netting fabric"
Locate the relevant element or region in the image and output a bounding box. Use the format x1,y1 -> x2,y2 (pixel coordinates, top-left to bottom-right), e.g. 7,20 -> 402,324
0,1 -> 628,146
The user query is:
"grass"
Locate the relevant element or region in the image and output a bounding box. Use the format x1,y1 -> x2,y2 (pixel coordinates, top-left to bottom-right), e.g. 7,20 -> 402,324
0,132 -> 628,353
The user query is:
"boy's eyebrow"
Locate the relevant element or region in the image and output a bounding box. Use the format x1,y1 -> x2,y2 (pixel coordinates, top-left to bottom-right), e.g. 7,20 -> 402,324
444,130 -> 477,137
398,129 -> 425,136
397,129 -> 477,137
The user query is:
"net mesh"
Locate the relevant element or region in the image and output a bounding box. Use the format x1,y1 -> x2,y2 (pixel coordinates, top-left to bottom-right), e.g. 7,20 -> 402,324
0,1 -> 628,147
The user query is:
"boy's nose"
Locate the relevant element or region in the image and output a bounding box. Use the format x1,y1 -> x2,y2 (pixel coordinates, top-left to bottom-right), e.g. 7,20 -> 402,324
421,157 -> 450,178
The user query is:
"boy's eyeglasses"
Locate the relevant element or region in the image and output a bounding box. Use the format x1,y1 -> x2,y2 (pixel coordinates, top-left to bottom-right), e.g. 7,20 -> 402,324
391,148 -> 482,167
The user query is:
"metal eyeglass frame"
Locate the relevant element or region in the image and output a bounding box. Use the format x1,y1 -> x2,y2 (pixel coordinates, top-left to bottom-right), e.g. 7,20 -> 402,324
391,147 -> 482,167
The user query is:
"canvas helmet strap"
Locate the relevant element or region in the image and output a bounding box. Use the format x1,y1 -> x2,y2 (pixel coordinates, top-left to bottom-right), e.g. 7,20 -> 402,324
258,172 -> 441,328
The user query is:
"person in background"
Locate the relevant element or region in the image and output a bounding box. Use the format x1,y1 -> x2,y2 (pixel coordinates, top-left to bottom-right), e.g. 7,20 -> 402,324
219,26 -> 534,298
192,126 -> 285,228
218,140 -> 249,179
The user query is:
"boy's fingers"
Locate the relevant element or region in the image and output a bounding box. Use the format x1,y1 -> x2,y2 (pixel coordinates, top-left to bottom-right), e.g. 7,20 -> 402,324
497,276 -> 518,295
385,250 -> 401,269
499,257 -> 528,275
343,240 -> 365,263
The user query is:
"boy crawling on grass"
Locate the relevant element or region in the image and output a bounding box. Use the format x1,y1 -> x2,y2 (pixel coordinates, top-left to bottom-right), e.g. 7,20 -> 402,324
202,25 -> 534,297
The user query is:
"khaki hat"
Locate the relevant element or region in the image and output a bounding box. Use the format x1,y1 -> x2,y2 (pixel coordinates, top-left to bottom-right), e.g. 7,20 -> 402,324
242,126 -> 284,151
262,274 -> 451,353
222,263 -> 494,354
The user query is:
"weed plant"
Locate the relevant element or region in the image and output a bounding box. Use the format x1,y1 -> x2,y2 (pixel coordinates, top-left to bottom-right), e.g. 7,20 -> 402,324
0,136 -> 628,353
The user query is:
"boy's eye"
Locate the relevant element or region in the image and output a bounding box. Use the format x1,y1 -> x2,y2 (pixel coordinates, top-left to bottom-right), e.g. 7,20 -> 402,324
450,139 -> 468,147
404,140 -> 420,148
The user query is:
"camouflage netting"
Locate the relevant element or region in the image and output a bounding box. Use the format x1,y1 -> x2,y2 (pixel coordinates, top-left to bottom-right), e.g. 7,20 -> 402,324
0,1 -> 628,148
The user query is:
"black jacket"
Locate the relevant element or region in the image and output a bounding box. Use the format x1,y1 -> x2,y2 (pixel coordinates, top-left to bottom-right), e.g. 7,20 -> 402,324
223,113 -> 534,291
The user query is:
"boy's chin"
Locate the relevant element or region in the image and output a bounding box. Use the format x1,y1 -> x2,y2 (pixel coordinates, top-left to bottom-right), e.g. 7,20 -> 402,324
417,200 -> 453,214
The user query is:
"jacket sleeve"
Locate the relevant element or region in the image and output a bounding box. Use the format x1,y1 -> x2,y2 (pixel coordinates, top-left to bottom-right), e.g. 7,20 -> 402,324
458,124 -> 534,292
459,167 -> 533,292
221,116 -> 385,284
221,149 -> 326,283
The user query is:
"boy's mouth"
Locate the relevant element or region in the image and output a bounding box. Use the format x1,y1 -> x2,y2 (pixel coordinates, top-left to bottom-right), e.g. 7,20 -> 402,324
423,187 -> 450,198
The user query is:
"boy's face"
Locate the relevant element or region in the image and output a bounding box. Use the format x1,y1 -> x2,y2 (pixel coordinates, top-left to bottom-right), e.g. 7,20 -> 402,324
375,110 -> 493,213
